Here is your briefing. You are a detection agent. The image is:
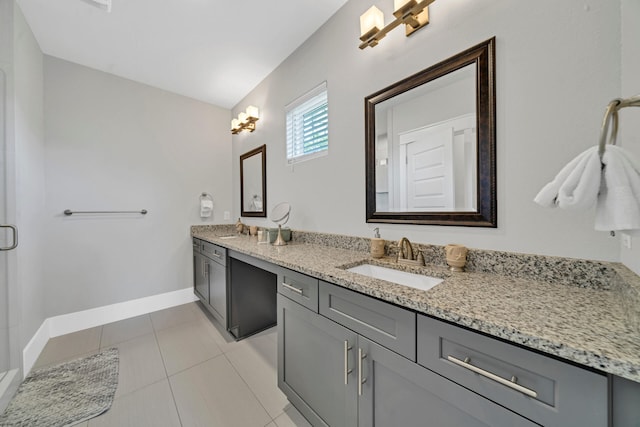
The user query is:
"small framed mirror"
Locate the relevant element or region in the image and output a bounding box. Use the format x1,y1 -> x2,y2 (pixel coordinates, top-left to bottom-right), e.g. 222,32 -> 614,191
365,37 -> 496,227
240,144 -> 267,217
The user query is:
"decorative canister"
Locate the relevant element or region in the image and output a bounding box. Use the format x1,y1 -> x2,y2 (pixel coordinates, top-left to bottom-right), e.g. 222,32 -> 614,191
445,244 -> 468,272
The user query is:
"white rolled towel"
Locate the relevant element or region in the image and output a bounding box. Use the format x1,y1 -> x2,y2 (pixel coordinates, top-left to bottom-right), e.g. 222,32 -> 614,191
595,145 -> 640,231
534,146 -> 601,210
200,199 -> 213,217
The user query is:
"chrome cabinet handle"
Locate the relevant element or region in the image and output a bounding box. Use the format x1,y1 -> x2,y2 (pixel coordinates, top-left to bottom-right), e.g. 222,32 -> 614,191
447,355 -> 538,398
282,282 -> 303,295
0,224 -> 18,251
344,341 -> 353,385
211,252 -> 222,258
358,348 -> 367,396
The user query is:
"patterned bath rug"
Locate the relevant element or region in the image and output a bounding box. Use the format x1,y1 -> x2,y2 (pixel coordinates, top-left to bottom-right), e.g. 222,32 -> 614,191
0,348 -> 119,427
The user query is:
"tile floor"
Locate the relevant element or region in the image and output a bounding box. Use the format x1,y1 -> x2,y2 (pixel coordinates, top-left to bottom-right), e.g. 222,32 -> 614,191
33,302 -> 311,427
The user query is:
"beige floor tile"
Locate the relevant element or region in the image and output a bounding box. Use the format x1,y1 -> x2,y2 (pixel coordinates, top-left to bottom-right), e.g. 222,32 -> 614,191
273,405 -> 312,427
201,318 -> 244,353
202,316 -> 277,356
150,303 -> 200,331
109,333 -> 167,398
170,355 -> 272,427
100,314 -> 153,347
191,301 -> 214,322
88,379 -> 180,427
265,423 -> 277,427
34,326 -> 102,369
225,332 -> 288,418
156,320 -> 222,376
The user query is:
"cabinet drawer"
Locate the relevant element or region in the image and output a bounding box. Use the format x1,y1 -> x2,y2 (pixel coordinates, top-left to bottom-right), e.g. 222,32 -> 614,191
201,241 -> 226,266
277,268 -> 319,312
319,281 -> 416,360
192,238 -> 202,253
417,315 -> 607,427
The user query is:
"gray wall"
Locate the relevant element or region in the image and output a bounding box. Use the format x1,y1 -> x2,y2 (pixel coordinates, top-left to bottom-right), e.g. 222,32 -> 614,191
232,0 -> 622,262
43,57 -> 232,317
620,0 -> 640,275
13,2 -> 46,350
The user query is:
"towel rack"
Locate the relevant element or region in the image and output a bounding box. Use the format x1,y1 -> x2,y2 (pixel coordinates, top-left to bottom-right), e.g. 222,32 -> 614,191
598,95 -> 640,159
64,209 -> 148,216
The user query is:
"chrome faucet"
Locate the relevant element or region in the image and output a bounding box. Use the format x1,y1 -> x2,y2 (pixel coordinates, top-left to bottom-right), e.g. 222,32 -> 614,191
396,237 -> 425,266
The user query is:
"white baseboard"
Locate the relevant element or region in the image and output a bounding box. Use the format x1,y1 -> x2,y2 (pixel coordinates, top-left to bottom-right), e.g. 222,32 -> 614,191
22,319 -> 51,379
23,287 -> 197,376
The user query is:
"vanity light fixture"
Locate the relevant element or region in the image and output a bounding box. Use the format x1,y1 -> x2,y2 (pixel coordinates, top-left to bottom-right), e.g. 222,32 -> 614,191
231,105 -> 260,134
359,0 -> 435,49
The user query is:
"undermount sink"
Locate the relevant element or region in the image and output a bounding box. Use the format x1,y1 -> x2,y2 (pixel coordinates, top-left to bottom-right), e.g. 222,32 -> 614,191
346,264 -> 443,291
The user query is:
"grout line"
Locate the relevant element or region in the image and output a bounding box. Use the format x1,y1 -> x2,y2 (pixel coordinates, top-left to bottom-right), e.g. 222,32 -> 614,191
165,351 -> 226,379
223,343 -> 282,423
107,376 -> 167,402
98,316 -> 155,350
151,322 -> 184,427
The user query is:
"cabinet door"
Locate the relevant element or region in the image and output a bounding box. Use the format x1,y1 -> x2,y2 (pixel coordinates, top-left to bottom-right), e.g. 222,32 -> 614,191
357,337 -> 539,427
208,259 -> 226,324
193,251 -> 209,303
277,294 -> 358,427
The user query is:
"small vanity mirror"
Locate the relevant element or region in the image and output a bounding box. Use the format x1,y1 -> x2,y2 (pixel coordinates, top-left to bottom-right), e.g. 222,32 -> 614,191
240,144 -> 267,217
365,38 -> 496,227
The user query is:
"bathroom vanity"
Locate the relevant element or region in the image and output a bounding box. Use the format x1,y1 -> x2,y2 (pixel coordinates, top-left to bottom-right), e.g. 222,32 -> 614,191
192,238 -> 277,340
278,277 -> 605,426
191,225 -> 640,426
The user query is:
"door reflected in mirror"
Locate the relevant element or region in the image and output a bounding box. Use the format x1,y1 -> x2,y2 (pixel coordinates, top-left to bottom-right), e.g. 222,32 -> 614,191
375,64 -> 477,213
366,38 -> 496,227
240,144 -> 266,217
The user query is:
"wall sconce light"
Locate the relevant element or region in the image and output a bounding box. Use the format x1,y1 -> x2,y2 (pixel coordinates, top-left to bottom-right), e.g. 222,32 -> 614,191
231,105 -> 260,134
359,0 -> 435,49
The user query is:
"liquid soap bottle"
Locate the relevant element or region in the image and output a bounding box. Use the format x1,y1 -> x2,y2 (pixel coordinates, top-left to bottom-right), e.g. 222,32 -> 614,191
371,228 -> 385,259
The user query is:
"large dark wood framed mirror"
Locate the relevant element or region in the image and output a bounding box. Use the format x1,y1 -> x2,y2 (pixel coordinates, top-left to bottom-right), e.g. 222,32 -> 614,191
365,37 -> 496,227
240,144 -> 267,217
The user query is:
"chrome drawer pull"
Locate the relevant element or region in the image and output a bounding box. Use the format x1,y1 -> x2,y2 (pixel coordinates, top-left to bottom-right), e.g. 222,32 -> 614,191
447,355 -> 538,398
344,341 -> 353,385
358,348 -> 367,396
282,282 -> 303,295
211,252 -> 222,258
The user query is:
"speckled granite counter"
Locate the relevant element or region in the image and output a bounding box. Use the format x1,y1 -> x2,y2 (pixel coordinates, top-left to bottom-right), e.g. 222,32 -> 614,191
192,225 -> 640,383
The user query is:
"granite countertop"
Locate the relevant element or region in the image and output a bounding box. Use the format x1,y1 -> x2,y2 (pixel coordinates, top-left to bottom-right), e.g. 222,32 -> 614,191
192,226 -> 640,383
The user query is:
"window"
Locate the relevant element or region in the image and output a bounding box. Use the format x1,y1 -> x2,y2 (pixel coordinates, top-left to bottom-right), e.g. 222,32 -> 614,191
285,82 -> 328,164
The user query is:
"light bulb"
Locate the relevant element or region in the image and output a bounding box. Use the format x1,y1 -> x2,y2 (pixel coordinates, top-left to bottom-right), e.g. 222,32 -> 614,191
360,6 -> 384,38
246,105 -> 260,120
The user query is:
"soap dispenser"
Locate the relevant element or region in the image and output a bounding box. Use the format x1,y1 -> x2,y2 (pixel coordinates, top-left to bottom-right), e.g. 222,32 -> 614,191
370,228 -> 385,259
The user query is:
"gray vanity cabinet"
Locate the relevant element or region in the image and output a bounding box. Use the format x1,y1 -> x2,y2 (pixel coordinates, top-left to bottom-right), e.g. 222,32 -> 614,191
277,294 -> 358,427
279,278 -> 537,427
192,239 -> 209,302
417,314 -> 608,427
192,238 -> 227,326
358,336 -> 537,427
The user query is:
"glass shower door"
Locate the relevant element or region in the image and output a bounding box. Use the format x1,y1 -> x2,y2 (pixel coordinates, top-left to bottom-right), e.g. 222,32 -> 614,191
0,66 -> 20,411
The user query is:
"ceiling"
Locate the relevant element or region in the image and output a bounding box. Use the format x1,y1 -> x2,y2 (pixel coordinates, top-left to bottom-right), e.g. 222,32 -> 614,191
17,0 -> 349,109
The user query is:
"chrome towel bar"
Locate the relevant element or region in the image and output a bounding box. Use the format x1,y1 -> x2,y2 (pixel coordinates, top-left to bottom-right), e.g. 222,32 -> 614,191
64,209 -> 148,216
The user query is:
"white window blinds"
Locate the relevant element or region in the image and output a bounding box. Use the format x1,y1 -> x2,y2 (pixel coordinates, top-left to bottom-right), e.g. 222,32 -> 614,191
285,82 -> 328,164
